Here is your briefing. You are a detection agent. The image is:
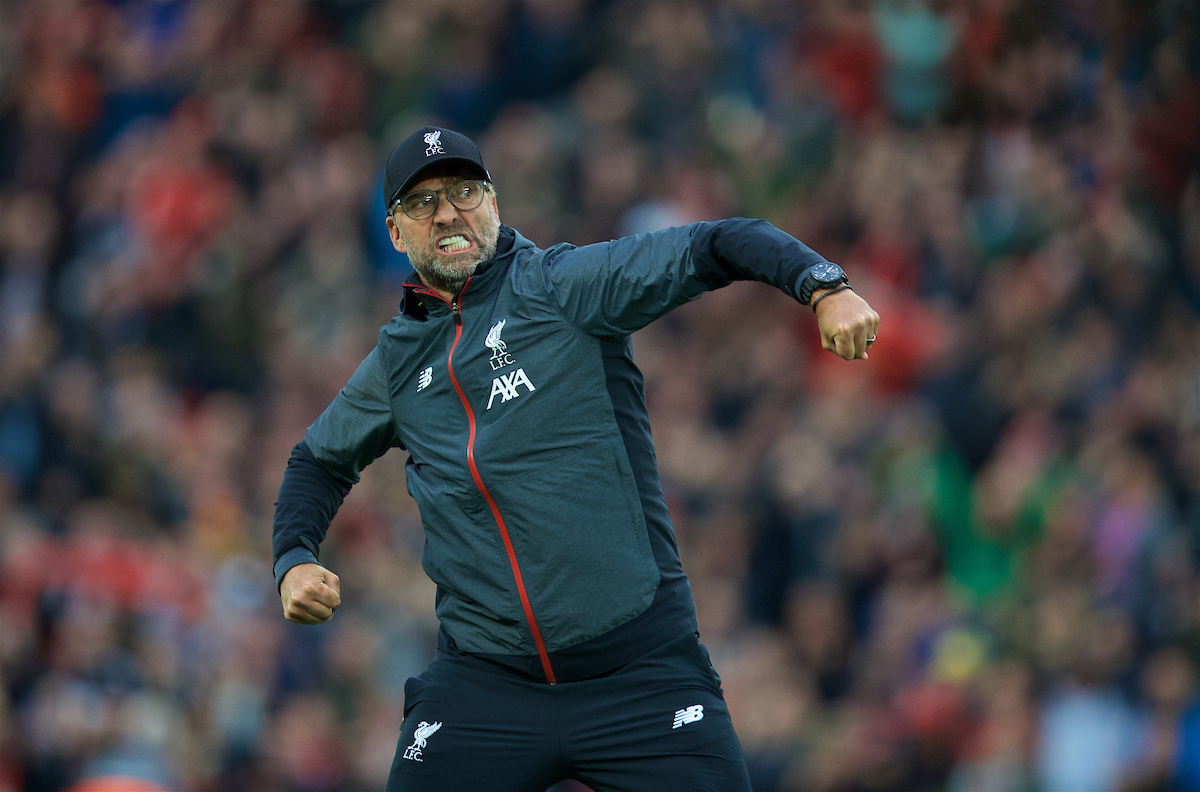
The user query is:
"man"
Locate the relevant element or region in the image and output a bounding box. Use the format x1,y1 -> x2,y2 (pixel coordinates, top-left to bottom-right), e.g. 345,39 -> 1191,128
272,126 -> 879,791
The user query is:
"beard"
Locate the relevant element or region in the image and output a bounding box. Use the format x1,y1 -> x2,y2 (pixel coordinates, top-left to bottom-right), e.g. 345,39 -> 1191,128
402,208 -> 501,296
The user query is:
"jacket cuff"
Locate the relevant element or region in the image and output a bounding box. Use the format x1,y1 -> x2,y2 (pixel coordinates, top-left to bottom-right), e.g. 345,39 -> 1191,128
274,546 -> 320,591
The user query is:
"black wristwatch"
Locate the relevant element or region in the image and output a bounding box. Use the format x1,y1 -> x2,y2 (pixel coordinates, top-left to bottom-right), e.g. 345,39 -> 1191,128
798,262 -> 849,305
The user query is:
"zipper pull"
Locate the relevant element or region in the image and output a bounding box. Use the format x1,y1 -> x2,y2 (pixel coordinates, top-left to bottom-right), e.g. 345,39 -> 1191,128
451,277 -> 469,325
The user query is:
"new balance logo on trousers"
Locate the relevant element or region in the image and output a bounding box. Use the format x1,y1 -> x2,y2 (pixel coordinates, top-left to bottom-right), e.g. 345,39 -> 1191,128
673,705 -> 704,729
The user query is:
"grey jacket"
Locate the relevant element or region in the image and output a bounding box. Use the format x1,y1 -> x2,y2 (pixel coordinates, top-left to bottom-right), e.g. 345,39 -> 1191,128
272,220 -> 832,682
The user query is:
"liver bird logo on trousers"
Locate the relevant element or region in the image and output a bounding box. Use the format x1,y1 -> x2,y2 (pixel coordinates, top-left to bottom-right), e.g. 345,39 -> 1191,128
403,720 -> 443,762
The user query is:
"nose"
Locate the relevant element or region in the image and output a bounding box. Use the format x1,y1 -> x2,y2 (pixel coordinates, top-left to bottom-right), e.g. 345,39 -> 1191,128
432,191 -> 460,225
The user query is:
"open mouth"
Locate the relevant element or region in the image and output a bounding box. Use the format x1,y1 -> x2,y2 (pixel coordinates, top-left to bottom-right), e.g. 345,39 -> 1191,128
437,234 -> 474,254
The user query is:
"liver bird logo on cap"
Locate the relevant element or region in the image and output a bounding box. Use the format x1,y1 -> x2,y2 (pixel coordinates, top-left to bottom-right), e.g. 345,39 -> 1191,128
424,131 -> 444,156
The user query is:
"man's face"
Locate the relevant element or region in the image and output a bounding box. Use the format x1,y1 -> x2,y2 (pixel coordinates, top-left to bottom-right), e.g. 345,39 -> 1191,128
386,172 -> 500,297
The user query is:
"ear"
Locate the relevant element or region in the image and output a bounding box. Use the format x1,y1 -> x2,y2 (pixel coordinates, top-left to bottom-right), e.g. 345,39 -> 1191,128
386,214 -> 407,254
489,192 -> 500,223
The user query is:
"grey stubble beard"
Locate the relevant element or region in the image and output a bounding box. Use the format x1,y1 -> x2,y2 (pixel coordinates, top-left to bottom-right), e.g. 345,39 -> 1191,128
403,209 -> 500,297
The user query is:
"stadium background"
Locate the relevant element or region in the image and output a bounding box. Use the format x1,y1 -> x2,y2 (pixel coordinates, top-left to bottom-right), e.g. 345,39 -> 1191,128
0,0 -> 1198,790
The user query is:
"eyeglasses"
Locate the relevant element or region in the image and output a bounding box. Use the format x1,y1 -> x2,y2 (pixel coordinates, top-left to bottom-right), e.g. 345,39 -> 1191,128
393,180 -> 489,221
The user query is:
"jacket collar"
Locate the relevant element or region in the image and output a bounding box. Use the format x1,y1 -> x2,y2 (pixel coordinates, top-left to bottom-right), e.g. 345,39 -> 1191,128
398,225 -> 532,318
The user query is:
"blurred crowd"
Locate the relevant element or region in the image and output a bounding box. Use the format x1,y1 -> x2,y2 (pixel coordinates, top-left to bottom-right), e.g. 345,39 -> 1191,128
0,0 -> 1198,791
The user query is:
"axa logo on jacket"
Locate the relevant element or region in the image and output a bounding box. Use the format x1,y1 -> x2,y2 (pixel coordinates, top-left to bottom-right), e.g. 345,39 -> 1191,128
487,368 -> 536,409
483,318 -> 536,409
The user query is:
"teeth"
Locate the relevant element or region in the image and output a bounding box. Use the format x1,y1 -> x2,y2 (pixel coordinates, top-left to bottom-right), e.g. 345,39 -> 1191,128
439,235 -> 470,251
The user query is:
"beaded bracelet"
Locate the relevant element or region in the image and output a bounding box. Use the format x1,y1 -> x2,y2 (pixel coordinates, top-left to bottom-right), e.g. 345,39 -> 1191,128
811,284 -> 853,313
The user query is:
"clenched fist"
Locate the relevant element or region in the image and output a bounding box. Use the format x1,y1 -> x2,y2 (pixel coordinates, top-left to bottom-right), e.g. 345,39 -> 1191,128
813,288 -> 880,361
280,563 -> 341,624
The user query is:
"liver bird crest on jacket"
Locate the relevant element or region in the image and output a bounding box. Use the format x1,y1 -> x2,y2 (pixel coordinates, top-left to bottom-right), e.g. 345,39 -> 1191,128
485,319 -> 507,354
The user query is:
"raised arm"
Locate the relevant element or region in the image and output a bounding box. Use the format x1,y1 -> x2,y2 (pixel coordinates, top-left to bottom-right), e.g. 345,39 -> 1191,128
541,218 -> 878,356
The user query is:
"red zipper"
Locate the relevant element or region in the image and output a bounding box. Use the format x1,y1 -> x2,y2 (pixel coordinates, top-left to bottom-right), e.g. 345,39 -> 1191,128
428,279 -> 558,685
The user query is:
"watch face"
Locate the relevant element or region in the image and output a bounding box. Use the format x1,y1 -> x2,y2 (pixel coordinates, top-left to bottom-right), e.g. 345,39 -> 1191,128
812,263 -> 843,283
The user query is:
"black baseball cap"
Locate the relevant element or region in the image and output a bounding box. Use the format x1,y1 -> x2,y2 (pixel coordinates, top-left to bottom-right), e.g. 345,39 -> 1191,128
384,126 -> 491,209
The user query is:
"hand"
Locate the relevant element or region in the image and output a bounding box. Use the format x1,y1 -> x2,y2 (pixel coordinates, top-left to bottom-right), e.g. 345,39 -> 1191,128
280,563 -> 341,624
814,288 -> 880,360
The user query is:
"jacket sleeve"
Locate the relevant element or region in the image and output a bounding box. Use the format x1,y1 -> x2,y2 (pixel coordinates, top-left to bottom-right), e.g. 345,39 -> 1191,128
541,218 -> 833,337
271,345 -> 398,589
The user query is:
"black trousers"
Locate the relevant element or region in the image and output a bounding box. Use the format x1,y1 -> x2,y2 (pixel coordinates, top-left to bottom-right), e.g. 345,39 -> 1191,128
385,633 -> 752,792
